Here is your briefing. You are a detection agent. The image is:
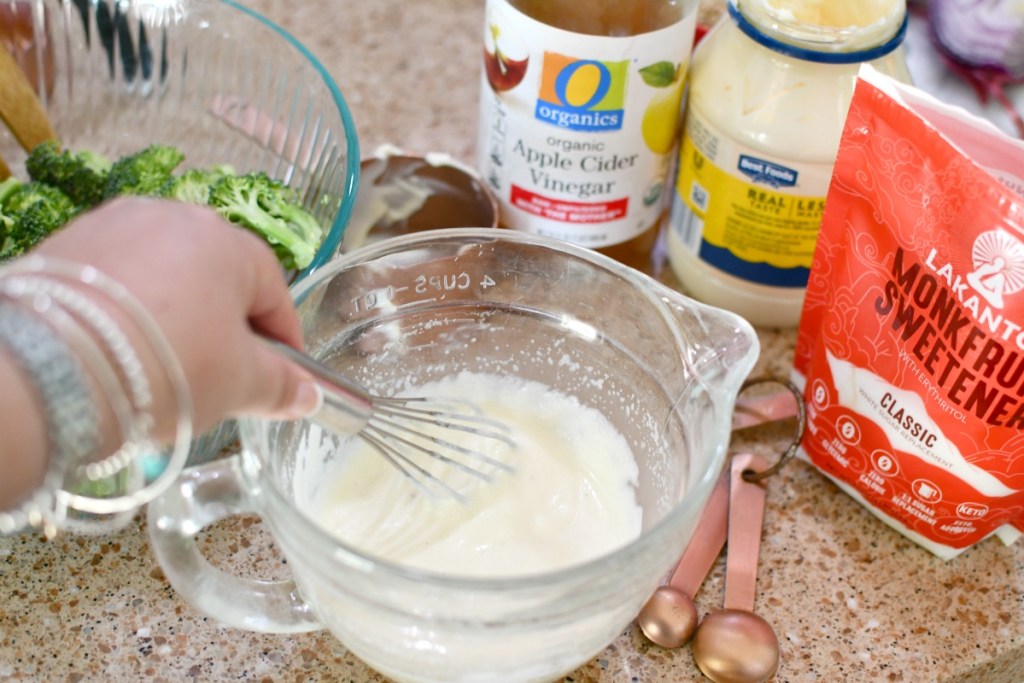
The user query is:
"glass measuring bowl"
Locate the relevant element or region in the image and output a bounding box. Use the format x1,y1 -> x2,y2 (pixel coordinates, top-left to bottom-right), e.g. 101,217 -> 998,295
147,228 -> 759,683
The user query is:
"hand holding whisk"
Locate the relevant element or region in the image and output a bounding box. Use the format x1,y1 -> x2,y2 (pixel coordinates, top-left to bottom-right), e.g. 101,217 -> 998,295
265,339 -> 517,502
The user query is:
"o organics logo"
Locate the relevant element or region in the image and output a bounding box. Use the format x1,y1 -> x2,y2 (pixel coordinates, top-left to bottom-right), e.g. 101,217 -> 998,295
535,52 -> 627,132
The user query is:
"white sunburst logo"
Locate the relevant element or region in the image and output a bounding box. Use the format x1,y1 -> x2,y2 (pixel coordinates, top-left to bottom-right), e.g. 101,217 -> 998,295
966,229 -> 1024,310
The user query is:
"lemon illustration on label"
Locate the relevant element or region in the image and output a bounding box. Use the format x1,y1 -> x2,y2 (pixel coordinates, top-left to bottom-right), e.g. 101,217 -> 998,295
639,61 -> 685,155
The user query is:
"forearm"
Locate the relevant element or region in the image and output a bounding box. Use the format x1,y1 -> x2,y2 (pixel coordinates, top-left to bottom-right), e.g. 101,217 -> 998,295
0,272 -> 161,518
0,348 -> 48,508
0,198 -> 315,533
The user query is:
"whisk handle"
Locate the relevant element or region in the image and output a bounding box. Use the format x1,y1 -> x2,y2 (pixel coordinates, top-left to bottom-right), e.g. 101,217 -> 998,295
263,338 -> 373,435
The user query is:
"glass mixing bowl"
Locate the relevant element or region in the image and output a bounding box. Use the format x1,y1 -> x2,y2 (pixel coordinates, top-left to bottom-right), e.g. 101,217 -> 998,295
148,229 -> 759,683
0,0 -> 360,462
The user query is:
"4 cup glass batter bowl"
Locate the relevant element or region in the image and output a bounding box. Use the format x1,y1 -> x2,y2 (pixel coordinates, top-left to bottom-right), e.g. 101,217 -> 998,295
148,228 -> 759,683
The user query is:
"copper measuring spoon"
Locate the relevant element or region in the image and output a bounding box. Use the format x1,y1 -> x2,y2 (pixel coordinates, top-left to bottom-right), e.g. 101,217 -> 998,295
639,379 -> 800,649
637,468 -> 729,648
691,453 -> 779,683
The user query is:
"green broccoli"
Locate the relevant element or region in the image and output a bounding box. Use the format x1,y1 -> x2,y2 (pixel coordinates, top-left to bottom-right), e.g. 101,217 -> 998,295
0,176 -> 21,229
0,176 -> 22,240
160,165 -> 234,206
0,181 -> 77,261
6,141 -> 325,271
208,172 -> 322,271
25,140 -> 111,208
0,176 -> 22,205
103,144 -> 185,199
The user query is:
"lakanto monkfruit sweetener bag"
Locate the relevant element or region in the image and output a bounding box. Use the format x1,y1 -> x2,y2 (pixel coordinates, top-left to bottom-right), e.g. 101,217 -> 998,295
793,66 -> 1024,559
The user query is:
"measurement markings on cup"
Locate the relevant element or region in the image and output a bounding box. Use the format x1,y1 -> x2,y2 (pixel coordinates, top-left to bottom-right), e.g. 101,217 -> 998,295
350,273 -> 499,313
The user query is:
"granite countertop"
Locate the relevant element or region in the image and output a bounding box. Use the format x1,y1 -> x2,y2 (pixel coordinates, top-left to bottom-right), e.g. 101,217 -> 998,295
3,1 -> 1024,682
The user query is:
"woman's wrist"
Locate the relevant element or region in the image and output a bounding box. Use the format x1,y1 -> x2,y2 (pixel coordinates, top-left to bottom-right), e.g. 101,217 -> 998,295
0,255 -> 194,535
0,285 -> 142,506
0,346 -> 48,507
0,295 -> 102,535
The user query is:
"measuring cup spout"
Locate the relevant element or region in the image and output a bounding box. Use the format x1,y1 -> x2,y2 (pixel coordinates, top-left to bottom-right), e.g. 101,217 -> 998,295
656,281 -> 760,433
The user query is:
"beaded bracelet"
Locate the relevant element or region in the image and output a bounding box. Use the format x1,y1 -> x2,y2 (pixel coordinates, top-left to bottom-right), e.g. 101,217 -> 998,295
0,273 -> 155,482
0,255 -> 193,534
7,292 -> 147,536
8,256 -> 194,515
0,299 -> 98,537
38,298 -> 139,476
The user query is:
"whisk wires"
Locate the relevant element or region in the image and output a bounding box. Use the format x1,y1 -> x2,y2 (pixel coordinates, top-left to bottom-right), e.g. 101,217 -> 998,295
264,338 -> 517,502
361,397 -> 517,504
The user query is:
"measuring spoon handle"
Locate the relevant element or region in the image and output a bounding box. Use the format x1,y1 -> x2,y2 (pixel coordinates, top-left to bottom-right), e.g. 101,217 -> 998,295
667,468 -> 730,598
723,453 -> 770,613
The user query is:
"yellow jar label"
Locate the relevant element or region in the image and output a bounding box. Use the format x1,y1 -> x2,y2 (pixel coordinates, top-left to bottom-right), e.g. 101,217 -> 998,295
668,110 -> 832,287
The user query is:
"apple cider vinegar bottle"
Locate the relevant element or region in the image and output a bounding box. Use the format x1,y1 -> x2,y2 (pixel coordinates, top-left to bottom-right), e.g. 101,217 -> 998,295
476,0 -> 700,274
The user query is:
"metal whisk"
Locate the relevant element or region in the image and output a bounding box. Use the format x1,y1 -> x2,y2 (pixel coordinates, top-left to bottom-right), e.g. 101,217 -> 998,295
266,340 -> 516,502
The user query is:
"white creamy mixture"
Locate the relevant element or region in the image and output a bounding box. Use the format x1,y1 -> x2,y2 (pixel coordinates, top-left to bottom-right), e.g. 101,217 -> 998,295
297,372 -> 643,577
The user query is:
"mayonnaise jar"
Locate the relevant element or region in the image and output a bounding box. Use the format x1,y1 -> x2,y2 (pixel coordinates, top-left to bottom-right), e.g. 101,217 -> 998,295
666,0 -> 912,328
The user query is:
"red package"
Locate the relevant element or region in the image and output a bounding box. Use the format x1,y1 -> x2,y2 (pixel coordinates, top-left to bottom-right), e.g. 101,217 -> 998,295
793,66 -> 1024,559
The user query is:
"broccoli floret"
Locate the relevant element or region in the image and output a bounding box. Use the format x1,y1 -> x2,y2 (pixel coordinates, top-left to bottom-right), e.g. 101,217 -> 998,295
253,178 -> 323,252
25,140 -> 112,208
160,166 -> 233,206
11,205 -> 60,249
103,144 -> 185,199
0,141 -> 324,271
208,172 -> 322,270
0,177 -> 22,241
0,176 -> 22,205
0,181 -> 76,259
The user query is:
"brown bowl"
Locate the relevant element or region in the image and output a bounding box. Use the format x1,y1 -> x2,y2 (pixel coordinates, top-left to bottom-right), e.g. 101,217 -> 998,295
341,146 -> 498,251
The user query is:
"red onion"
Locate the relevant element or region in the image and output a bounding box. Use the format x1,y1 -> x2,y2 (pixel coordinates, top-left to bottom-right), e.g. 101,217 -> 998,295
928,0 -> 1024,137
930,0 -> 1024,75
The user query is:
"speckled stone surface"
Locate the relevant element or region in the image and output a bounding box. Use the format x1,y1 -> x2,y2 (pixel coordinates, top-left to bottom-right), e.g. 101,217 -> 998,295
4,1 -> 1024,682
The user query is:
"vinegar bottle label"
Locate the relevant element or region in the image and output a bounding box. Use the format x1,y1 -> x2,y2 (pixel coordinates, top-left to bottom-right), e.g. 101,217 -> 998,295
477,0 -> 696,249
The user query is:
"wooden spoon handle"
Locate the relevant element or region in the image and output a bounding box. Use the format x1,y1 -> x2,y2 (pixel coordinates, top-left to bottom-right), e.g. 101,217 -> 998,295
0,45 -> 56,152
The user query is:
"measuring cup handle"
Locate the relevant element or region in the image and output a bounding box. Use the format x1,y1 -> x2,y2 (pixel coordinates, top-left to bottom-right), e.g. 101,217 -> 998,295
146,455 -> 322,633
